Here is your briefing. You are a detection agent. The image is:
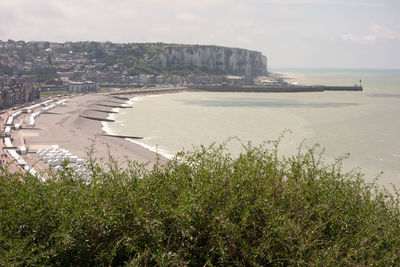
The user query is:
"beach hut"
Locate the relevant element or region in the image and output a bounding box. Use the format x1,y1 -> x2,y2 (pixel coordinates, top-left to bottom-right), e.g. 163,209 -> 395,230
24,103 -> 42,113
42,104 -> 56,112
41,99 -> 54,106
24,166 -> 45,182
24,166 -> 36,176
36,145 -> 84,172
49,159 -> 61,167
27,117 -> 35,127
26,112 -> 41,127
18,146 -> 27,155
6,116 -> 14,125
4,137 -> 14,148
12,111 -> 22,117
4,126 -> 11,134
7,149 -> 26,167
56,99 -> 67,106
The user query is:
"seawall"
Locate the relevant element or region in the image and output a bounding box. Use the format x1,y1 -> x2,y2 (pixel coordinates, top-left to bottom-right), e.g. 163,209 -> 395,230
108,85 -> 362,97
191,85 -> 363,93
109,88 -> 200,96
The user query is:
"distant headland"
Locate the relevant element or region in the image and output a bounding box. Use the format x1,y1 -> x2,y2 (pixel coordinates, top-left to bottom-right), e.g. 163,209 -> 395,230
0,40 -> 267,78
1,40 -> 362,111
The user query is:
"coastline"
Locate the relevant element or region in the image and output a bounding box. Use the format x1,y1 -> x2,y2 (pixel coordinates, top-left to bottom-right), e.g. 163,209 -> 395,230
2,77 -> 380,182
97,83 -> 400,189
101,93 -> 177,160
21,93 -> 166,172
99,82 -> 362,162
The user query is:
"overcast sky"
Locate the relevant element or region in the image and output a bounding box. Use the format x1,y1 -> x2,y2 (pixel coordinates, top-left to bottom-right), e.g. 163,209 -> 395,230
1,0 -> 399,69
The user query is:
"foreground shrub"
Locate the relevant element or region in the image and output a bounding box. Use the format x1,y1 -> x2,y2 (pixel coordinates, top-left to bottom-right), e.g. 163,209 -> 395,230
1,142 -> 400,266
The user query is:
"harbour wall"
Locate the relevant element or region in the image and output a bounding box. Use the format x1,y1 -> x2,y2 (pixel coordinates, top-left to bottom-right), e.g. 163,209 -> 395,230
109,85 -> 363,97
191,85 -> 363,93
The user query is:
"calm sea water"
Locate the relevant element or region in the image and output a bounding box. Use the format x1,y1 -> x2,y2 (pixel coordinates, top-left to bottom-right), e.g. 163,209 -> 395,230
103,69 -> 400,188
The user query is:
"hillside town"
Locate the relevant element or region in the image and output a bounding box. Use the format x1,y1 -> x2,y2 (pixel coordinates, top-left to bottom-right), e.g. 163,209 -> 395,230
0,77 -> 40,108
0,40 -> 264,108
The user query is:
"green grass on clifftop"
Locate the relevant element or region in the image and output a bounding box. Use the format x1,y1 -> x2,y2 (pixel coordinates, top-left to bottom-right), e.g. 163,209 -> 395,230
1,141 -> 400,266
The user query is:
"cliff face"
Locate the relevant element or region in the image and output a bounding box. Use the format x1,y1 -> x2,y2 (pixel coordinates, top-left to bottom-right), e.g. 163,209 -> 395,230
153,46 -> 268,77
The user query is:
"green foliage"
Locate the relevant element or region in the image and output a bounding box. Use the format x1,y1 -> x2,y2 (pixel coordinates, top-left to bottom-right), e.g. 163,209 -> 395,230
164,64 -> 206,76
128,62 -> 206,77
1,142 -> 400,266
3,41 -> 246,76
127,61 -> 162,76
36,73 -> 59,83
102,44 -> 165,69
66,42 -> 233,75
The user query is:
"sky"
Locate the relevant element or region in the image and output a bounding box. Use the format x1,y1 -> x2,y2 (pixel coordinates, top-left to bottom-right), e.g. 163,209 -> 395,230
1,0 -> 399,69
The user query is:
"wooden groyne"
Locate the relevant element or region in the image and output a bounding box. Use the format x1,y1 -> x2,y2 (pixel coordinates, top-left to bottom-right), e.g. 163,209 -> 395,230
90,109 -> 118,114
100,134 -> 144,140
103,99 -> 126,104
96,103 -> 132,109
79,115 -> 115,122
112,96 -> 130,100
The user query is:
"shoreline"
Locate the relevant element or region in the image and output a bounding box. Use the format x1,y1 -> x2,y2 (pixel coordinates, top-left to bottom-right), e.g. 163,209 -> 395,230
101,93 -> 176,160
19,83 -> 363,175
2,81 -> 364,178
19,93 -> 167,176
97,82 -> 363,162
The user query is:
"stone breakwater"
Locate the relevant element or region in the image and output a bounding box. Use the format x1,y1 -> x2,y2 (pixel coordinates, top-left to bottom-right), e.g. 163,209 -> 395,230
109,85 -> 363,97
191,85 -> 363,93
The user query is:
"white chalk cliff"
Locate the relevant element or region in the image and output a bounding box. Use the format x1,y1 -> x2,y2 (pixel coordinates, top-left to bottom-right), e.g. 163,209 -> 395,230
153,46 -> 268,77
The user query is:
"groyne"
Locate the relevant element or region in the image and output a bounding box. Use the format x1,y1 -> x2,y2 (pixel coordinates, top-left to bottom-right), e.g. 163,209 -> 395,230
79,115 -> 115,122
100,134 -> 144,140
96,103 -> 132,109
90,109 -> 118,114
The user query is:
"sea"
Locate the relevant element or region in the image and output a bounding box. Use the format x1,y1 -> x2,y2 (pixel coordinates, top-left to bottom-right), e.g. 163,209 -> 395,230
103,69 -> 400,189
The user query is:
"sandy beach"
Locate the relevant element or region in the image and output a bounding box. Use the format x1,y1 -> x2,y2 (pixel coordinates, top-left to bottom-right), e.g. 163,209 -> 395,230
18,93 -> 163,172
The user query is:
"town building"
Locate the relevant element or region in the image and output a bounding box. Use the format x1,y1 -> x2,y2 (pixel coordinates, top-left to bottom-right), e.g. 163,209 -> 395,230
68,81 -> 99,93
0,77 -> 40,109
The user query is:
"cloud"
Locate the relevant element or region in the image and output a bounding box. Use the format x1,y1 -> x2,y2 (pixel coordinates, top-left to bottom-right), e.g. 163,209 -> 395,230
176,13 -> 199,22
369,24 -> 397,39
341,33 -> 376,44
342,24 -> 399,44
258,0 -> 385,6
0,0 -> 399,68
278,8 -> 303,20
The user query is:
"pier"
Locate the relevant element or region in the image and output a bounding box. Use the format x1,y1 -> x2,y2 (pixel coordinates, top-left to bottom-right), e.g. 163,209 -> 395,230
109,84 -> 362,96
191,85 -> 363,93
